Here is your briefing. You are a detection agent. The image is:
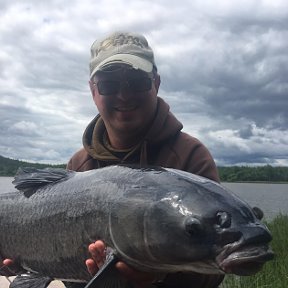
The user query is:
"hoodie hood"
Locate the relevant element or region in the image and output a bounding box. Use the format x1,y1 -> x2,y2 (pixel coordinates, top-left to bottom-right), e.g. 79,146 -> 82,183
82,97 -> 183,165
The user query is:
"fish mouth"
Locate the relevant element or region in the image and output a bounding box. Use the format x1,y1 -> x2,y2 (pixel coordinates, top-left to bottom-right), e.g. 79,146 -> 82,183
216,243 -> 274,276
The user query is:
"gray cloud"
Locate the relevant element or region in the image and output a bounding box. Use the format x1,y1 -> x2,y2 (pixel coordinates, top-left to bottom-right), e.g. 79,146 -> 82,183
0,0 -> 287,166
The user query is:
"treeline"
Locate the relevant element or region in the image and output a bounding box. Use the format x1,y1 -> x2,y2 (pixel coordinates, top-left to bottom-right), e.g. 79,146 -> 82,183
0,155 -> 65,176
218,165 -> 288,182
1,155 -> 288,182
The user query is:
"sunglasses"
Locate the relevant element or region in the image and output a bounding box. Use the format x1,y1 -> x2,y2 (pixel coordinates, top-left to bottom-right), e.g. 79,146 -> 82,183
96,77 -> 153,96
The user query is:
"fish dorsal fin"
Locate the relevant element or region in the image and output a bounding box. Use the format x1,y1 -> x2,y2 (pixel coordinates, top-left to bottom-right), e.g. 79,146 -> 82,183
10,273 -> 52,288
12,167 -> 74,197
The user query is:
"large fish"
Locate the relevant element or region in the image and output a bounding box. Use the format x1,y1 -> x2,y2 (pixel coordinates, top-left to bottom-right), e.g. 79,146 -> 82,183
0,165 -> 273,288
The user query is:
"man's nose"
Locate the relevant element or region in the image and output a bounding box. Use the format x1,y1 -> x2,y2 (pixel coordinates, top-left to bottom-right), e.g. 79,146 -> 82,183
115,84 -> 134,101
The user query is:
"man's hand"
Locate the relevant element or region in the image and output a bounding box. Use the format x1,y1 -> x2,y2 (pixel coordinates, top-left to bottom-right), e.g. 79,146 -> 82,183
2,259 -> 13,267
86,240 -> 106,276
86,240 -> 161,287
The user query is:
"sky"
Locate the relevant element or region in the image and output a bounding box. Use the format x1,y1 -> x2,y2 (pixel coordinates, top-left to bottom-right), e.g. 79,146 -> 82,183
0,0 -> 287,166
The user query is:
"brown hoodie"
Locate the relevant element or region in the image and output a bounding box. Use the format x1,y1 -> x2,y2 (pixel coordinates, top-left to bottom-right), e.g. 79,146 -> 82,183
67,97 -> 219,183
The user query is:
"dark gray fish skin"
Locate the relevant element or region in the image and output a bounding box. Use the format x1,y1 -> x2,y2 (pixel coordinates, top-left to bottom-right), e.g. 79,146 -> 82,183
0,165 -> 273,283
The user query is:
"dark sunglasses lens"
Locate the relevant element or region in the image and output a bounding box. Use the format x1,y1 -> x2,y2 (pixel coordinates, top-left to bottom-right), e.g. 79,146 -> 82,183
97,77 -> 152,95
129,78 -> 152,92
97,81 -> 120,95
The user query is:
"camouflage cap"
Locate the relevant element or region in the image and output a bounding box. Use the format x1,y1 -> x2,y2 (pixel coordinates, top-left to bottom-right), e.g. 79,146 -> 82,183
89,31 -> 156,78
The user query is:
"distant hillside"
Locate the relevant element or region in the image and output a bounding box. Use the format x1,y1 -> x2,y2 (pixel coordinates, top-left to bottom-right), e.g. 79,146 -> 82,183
0,155 -> 65,176
0,155 -> 287,182
218,165 -> 288,182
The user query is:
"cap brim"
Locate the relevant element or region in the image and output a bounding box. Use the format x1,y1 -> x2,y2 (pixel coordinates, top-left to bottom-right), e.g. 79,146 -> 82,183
90,54 -> 153,78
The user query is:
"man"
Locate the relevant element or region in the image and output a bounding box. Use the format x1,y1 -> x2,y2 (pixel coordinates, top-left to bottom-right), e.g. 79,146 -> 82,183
2,31 -> 223,288
66,31 -> 223,288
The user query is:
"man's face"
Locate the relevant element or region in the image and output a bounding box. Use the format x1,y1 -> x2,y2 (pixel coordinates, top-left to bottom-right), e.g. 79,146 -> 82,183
90,65 -> 160,137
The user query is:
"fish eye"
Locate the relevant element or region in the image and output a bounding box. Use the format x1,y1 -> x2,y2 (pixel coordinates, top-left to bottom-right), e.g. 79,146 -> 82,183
252,206 -> 264,220
184,217 -> 203,236
216,212 -> 231,228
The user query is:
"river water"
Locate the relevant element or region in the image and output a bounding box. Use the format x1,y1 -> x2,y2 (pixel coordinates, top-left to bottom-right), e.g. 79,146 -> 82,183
223,182 -> 288,220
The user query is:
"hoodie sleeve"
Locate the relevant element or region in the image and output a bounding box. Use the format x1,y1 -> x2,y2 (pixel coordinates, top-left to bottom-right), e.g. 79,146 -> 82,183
184,137 -> 220,183
66,148 -> 96,172
154,132 -> 220,183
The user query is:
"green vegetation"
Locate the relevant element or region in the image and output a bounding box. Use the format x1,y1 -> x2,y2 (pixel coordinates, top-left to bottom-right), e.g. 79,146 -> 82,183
220,214 -> 288,288
0,155 -> 65,176
218,165 -> 288,182
1,155 -> 288,182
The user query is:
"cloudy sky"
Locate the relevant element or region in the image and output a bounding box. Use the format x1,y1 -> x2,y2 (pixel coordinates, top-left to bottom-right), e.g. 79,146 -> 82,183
0,0 -> 287,166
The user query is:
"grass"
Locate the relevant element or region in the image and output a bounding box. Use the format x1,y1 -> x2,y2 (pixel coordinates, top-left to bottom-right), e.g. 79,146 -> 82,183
220,214 -> 288,288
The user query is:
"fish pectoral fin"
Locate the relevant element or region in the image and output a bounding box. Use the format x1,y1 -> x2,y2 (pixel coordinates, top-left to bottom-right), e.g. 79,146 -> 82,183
10,273 -> 52,288
84,252 -> 129,288
12,167 -> 75,197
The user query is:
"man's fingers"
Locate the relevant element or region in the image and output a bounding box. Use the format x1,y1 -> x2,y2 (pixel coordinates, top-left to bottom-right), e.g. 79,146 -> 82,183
86,240 -> 107,276
88,241 -> 106,268
85,258 -> 99,276
3,259 -> 13,266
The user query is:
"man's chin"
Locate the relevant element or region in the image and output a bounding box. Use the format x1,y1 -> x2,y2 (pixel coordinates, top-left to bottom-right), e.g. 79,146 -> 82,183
114,122 -> 146,136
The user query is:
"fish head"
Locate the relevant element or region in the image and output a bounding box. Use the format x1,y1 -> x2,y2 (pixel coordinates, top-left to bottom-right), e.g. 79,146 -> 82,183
142,176 -> 274,275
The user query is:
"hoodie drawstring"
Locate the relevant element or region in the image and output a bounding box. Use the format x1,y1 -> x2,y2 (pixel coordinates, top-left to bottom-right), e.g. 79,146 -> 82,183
140,140 -> 148,167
